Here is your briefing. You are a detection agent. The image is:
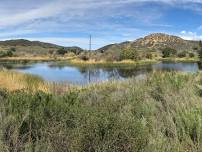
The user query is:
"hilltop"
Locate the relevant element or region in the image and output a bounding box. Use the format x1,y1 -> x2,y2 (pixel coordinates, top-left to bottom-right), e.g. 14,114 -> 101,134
0,39 -> 83,56
98,33 -> 199,53
0,33 -> 200,63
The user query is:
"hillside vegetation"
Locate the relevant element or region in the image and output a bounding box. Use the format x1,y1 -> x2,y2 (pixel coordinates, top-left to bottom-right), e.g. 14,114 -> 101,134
0,33 -> 200,63
0,71 -> 202,151
0,39 -> 83,57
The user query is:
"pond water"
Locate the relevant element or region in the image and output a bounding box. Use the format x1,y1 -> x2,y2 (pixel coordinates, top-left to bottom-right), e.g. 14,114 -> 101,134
0,62 -> 200,85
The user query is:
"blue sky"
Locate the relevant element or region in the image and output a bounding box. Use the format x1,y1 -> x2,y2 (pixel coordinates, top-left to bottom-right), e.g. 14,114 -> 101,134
1,0 -> 202,49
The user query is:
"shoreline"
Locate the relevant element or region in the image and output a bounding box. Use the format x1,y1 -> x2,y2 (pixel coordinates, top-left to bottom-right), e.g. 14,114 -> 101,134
0,56 -> 199,67
158,57 -> 199,63
53,59 -> 160,67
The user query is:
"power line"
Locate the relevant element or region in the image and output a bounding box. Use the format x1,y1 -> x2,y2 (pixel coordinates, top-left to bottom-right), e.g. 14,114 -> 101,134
88,35 -> 92,84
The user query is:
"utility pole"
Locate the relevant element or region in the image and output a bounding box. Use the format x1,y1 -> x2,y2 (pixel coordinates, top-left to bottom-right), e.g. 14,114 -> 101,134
89,35 -> 92,54
88,35 -> 92,83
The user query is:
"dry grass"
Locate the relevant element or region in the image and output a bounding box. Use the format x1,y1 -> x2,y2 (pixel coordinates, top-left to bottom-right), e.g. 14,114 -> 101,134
55,58 -> 159,67
0,70 -> 50,92
0,70 -> 74,94
0,56 -> 75,62
159,57 -> 199,62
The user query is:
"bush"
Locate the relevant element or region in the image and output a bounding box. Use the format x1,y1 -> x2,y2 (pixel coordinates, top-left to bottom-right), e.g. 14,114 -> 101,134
57,48 -> 67,55
161,47 -> 177,58
193,47 -> 198,51
79,52 -> 89,61
189,52 -> 195,58
145,53 -> 153,59
120,48 -> 140,61
105,53 -> 121,62
49,50 -> 54,55
0,50 -> 14,57
177,51 -> 187,58
10,47 -> 16,52
1,72 -> 202,151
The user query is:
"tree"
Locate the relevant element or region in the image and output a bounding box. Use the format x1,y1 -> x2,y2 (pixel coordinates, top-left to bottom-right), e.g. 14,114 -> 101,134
79,52 -> 89,61
0,50 -> 13,57
120,48 -> 140,61
161,47 -> 177,58
177,51 -> 187,58
49,50 -> 54,55
57,48 -> 67,55
6,50 -> 13,57
145,53 -> 153,59
10,48 -> 16,52
189,52 -> 195,58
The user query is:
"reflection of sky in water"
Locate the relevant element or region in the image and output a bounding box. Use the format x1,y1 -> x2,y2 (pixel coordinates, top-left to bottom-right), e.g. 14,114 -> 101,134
0,62 -> 199,85
152,62 -> 199,73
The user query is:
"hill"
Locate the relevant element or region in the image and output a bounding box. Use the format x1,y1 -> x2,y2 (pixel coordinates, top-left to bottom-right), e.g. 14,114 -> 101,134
0,39 -> 83,56
98,33 -> 199,53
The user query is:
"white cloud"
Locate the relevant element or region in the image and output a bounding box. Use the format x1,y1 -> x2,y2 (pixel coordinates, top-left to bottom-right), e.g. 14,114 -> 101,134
179,30 -> 202,40
0,0 -> 201,28
0,0 -> 202,48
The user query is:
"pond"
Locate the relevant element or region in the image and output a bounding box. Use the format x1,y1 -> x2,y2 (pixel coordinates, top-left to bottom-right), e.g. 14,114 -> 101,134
0,62 -> 200,85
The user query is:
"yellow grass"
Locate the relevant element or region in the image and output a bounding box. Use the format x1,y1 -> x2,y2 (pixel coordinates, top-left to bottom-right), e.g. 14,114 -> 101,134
0,70 -> 50,92
67,58 -> 159,66
0,56 -> 76,61
159,57 -> 199,62
0,70 -> 76,94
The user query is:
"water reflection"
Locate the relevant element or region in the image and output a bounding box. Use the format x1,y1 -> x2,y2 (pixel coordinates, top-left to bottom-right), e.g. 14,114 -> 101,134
0,61 -> 200,85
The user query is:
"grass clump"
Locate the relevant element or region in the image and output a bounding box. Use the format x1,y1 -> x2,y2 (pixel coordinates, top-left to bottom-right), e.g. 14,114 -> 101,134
0,70 -> 49,92
0,71 -> 202,151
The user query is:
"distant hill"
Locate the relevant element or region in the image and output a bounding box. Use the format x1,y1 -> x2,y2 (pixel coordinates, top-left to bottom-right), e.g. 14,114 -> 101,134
0,33 -> 200,57
0,39 -> 60,48
98,33 -> 199,53
0,39 -> 83,56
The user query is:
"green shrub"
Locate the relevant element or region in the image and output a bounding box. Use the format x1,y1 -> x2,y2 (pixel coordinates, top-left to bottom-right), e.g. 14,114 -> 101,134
56,48 -> 67,55
145,53 -> 153,59
161,47 -> 177,58
0,72 -> 202,151
189,52 -> 195,58
120,48 -> 140,61
193,47 -> 198,51
79,52 -> 89,61
177,51 -> 187,58
10,47 -> 16,52
0,50 -> 14,57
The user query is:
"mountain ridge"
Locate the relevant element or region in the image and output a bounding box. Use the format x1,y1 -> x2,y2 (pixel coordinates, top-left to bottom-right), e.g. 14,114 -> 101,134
0,39 -> 83,56
98,33 -> 199,52
0,33 -> 200,57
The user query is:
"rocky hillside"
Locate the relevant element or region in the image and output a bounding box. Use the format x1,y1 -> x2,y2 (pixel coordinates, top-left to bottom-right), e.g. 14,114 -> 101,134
98,33 -> 199,52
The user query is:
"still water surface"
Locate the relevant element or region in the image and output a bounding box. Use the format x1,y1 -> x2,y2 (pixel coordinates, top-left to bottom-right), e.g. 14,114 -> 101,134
0,62 -> 200,85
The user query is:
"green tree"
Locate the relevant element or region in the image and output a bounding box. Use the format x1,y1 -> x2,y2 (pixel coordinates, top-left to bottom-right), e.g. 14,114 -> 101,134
57,48 -> 67,55
189,52 -> 195,58
10,47 -> 16,52
161,47 -> 177,58
145,53 -> 153,59
0,50 -> 14,57
6,50 -> 13,57
79,52 -> 89,61
177,51 -> 187,58
120,48 -> 139,61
